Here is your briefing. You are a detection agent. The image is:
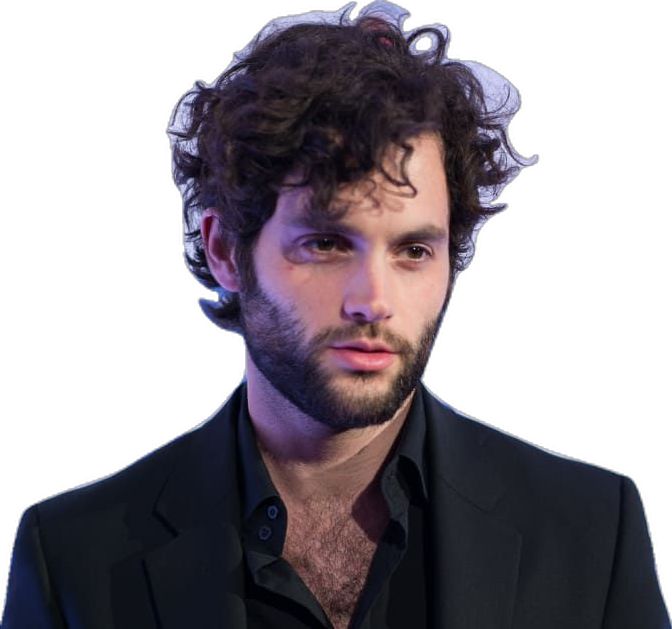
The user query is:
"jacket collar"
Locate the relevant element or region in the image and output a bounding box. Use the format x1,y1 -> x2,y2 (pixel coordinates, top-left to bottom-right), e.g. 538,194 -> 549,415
144,383 -> 248,629
422,384 -> 505,511
153,385 -> 245,534
422,384 -> 522,629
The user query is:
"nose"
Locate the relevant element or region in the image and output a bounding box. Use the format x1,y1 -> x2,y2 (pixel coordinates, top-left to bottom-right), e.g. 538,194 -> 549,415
341,255 -> 393,324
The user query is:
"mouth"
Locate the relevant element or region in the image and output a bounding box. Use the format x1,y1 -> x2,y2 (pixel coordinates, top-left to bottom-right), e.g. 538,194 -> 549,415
330,341 -> 396,353
327,343 -> 398,372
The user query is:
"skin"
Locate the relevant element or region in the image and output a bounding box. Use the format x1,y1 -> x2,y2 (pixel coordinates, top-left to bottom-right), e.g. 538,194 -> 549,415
202,132 -> 451,505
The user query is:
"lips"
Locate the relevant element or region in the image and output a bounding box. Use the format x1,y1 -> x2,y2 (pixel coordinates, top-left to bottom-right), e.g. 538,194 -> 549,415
328,341 -> 397,371
330,341 -> 396,353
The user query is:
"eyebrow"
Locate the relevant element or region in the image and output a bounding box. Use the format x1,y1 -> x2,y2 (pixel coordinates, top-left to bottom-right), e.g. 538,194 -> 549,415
285,215 -> 449,244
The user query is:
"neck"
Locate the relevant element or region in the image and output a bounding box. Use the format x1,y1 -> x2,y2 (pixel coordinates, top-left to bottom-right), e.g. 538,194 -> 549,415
244,354 -> 414,503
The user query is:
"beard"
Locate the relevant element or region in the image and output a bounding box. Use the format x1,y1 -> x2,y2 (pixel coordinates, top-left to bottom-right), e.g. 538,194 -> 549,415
239,276 -> 450,431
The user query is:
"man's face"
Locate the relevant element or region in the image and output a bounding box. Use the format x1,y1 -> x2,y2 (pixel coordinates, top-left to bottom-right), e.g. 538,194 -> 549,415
239,134 -> 451,430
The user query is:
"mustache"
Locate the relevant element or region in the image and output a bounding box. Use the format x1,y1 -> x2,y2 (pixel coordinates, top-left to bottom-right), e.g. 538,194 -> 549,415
310,323 -> 412,355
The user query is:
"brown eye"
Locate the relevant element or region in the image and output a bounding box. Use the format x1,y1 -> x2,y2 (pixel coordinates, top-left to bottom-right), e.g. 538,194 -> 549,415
302,236 -> 347,254
404,245 -> 431,260
312,238 -> 337,252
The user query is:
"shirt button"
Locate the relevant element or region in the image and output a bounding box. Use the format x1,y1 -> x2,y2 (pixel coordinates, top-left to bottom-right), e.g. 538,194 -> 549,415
267,504 -> 279,520
258,525 -> 272,541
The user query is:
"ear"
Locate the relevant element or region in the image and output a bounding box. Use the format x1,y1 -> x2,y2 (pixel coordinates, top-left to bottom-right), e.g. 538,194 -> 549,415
201,208 -> 241,293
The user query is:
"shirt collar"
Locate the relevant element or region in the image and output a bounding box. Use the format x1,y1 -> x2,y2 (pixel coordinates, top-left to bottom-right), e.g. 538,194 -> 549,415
393,385 -> 429,503
236,384 -> 279,521
237,383 -> 429,522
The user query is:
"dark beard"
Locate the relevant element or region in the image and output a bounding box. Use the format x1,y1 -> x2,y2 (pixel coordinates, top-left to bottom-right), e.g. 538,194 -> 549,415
239,280 -> 449,430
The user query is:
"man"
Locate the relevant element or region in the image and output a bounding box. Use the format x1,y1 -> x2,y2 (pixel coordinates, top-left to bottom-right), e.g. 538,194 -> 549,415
2,1 -> 669,628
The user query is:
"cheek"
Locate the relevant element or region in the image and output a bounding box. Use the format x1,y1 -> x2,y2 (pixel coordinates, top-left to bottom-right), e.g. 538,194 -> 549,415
400,270 -> 450,323
260,259 -> 347,319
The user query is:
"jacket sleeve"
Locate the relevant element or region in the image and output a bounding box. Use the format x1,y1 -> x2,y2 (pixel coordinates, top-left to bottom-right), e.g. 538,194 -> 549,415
1,506 -> 66,628
601,476 -> 671,629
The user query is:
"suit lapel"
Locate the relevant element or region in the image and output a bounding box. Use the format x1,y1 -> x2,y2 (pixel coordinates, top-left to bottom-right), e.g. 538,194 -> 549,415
143,521 -> 246,629
422,386 -> 522,629
142,384 -> 248,629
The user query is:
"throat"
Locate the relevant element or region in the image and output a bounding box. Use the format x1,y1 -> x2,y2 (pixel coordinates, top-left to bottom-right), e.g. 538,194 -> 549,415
255,399 -> 411,505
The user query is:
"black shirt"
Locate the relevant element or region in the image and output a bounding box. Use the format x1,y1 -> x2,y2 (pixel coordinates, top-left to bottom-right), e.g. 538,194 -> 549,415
236,386 -> 430,628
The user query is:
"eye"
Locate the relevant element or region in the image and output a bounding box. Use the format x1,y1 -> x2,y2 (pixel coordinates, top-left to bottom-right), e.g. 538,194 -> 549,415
402,244 -> 433,261
301,235 -> 348,254
309,237 -> 337,252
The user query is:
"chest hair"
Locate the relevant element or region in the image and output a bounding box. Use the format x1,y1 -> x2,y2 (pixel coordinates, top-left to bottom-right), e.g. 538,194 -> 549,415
282,495 -> 389,629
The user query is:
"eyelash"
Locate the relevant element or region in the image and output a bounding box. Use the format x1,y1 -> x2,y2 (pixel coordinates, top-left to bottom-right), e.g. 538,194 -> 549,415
299,236 -> 433,261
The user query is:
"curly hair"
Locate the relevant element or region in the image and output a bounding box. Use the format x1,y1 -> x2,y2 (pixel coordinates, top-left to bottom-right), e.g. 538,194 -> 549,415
168,1 -> 536,332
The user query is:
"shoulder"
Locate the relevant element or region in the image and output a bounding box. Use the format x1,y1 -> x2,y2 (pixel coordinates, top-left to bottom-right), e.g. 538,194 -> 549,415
420,387 -> 670,625
2,424 -> 201,623
24,422 -> 198,532
30,385 -> 245,529
421,385 -> 627,518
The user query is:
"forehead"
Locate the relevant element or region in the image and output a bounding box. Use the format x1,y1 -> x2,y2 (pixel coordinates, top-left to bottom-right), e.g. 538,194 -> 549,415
275,133 -> 449,232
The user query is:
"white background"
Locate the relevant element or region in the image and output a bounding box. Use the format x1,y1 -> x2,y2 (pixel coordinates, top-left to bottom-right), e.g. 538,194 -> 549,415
1,0 -> 670,612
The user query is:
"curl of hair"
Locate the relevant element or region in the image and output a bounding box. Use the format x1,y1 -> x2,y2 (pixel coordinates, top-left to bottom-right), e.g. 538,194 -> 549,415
167,0 -> 537,331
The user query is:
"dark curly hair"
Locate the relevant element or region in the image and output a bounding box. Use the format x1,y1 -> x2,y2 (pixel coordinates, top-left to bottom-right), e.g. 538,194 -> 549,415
168,1 -> 536,332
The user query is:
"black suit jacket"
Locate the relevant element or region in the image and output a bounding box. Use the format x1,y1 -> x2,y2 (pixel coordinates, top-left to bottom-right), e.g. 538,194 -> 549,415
2,383 -> 669,628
